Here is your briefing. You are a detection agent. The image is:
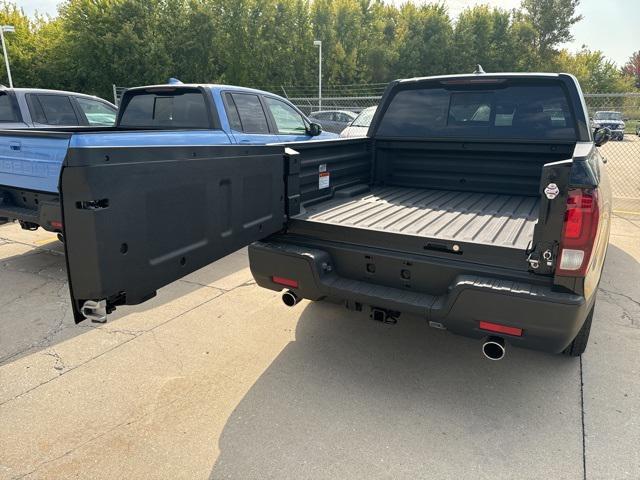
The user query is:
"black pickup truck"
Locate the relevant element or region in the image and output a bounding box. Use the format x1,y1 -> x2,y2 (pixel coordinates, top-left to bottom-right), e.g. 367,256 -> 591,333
51,72 -> 611,359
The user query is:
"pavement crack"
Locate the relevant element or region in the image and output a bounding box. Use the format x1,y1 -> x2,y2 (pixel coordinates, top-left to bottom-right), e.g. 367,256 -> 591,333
0,293 -> 223,407
598,287 -> 640,328
612,213 -> 640,232
43,349 -> 67,373
598,287 -> 640,309
178,278 -> 228,292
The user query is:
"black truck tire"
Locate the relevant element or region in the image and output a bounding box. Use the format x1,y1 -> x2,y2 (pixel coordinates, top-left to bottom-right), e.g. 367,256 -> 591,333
562,303 -> 595,357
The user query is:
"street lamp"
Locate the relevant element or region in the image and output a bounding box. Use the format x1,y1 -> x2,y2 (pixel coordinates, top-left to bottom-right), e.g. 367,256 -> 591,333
0,25 -> 15,88
313,40 -> 322,111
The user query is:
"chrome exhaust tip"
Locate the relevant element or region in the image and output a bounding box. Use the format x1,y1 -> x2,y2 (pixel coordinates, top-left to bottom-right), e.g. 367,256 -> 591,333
282,290 -> 299,307
482,336 -> 506,361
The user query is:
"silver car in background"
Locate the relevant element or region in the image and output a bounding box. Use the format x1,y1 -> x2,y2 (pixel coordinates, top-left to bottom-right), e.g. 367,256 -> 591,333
308,109 -> 356,134
339,106 -> 377,138
0,87 -> 117,128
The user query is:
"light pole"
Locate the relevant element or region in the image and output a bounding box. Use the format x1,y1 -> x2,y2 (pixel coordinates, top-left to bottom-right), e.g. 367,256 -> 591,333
313,40 -> 322,111
0,25 -> 15,88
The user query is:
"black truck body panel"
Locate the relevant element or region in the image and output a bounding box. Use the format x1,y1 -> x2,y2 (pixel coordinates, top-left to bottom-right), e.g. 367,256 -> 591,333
249,239 -> 589,353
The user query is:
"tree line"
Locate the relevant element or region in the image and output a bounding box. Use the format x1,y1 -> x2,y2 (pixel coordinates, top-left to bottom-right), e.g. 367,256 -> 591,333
1,0 -> 637,101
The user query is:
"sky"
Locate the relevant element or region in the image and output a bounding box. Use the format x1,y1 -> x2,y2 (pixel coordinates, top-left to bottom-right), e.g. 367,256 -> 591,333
19,0 -> 640,67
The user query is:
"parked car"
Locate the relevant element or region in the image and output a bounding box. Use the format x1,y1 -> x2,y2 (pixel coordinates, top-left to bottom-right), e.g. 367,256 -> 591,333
26,72 -> 610,361
339,106 -> 377,138
0,83 -> 334,233
0,87 -> 117,128
308,110 -> 356,134
591,111 -> 625,140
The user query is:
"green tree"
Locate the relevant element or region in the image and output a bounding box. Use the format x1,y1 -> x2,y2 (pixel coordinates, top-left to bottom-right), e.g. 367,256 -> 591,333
393,3 -> 452,78
520,0 -> 582,61
553,48 -> 633,93
0,3 -> 44,87
622,51 -> 640,88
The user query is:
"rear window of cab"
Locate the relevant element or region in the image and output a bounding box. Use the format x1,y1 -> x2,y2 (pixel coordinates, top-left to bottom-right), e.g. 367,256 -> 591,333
119,88 -> 210,129
377,81 -> 577,141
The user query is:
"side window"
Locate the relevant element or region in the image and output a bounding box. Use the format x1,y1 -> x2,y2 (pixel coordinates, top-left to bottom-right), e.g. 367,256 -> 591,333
264,97 -> 307,134
224,93 -> 243,131
75,97 -> 117,126
30,94 -> 80,126
229,93 -> 270,134
0,93 -> 19,122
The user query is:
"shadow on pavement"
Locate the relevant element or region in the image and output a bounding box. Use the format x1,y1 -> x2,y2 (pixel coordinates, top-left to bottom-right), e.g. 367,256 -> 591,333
0,240 -> 249,365
209,310 -> 584,477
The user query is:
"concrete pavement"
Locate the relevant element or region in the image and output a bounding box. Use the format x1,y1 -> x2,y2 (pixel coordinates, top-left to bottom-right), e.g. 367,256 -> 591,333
0,216 -> 638,479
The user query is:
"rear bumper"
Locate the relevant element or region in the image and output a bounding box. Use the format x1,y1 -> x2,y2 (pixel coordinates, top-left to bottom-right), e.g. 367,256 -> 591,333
249,240 -> 594,354
0,186 -> 61,232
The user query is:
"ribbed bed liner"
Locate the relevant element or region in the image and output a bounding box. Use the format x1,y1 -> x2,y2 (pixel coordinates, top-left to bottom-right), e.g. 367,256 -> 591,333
295,187 -> 540,250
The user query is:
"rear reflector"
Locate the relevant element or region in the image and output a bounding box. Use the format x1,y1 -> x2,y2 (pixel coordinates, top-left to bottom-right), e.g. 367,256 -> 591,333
272,276 -> 299,288
50,221 -> 63,229
479,321 -> 523,337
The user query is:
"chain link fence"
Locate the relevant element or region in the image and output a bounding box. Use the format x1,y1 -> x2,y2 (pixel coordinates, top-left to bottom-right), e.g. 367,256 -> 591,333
112,83 -> 640,213
583,94 -> 640,213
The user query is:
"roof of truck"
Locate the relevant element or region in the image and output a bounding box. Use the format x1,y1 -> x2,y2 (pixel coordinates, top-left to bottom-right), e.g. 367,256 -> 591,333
397,72 -> 571,83
0,87 -> 115,106
123,83 -> 277,96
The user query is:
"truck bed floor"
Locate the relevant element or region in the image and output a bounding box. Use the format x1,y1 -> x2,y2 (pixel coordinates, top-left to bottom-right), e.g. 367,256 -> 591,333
294,187 -> 540,250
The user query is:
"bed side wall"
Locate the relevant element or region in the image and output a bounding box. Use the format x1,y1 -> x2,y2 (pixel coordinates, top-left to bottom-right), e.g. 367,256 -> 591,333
375,140 -> 575,197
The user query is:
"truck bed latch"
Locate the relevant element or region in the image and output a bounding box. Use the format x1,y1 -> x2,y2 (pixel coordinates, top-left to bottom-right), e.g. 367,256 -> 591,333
527,244 -> 556,272
81,300 -> 108,323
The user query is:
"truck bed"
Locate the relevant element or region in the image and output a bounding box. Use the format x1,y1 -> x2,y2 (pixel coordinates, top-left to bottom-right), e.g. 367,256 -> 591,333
293,187 -> 540,250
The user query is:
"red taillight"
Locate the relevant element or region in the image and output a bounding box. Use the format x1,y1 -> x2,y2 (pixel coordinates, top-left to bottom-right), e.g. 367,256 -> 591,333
479,321 -> 523,337
556,189 -> 600,277
272,276 -> 299,288
50,221 -> 63,229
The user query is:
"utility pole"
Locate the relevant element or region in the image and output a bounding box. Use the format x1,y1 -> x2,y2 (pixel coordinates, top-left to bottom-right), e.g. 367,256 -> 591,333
0,25 -> 15,88
313,40 -> 322,111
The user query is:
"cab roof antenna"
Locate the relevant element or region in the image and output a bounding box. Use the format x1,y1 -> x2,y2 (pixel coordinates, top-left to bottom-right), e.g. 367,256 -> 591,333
473,64 -> 485,74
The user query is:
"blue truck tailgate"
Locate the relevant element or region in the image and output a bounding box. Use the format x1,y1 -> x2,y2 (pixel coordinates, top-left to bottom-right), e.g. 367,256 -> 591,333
0,132 -> 72,193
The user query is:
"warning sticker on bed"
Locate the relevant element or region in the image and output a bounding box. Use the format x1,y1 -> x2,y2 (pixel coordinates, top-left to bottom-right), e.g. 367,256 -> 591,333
319,164 -> 327,173
319,171 -> 330,189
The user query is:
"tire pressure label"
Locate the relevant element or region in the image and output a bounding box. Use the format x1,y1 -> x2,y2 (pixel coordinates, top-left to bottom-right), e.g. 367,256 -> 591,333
319,164 -> 330,189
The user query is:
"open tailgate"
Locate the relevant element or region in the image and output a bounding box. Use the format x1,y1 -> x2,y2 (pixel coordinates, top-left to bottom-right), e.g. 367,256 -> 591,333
60,144 -> 286,322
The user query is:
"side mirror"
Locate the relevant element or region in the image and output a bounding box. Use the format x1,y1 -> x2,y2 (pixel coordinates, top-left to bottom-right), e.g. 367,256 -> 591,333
594,127 -> 611,147
307,122 -> 322,137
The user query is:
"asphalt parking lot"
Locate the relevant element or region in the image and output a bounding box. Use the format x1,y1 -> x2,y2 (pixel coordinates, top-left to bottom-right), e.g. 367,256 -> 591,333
0,215 -> 638,480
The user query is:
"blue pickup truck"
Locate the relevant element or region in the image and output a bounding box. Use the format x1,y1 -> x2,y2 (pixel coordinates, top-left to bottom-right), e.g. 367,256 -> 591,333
0,83 -> 334,233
